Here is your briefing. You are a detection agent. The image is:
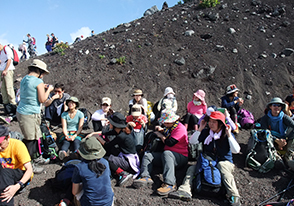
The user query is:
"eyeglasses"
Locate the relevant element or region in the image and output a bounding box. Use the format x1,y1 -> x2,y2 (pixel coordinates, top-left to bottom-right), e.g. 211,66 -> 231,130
54,90 -> 62,93
272,103 -> 282,107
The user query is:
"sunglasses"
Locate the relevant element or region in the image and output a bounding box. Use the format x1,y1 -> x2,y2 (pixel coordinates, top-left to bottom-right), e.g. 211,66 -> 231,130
272,103 -> 282,107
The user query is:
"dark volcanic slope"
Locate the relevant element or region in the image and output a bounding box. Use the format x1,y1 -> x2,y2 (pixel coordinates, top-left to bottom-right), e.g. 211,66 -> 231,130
15,0 -> 294,119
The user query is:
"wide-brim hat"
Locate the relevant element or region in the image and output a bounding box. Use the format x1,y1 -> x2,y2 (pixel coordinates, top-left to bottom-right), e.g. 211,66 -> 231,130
108,112 -> 127,128
226,84 -> 239,95
159,109 -> 179,124
164,87 -> 175,97
267,97 -> 286,110
28,59 -> 50,74
132,89 -> 143,96
78,136 -> 106,160
194,89 -> 206,102
209,111 -> 227,127
66,96 -> 80,108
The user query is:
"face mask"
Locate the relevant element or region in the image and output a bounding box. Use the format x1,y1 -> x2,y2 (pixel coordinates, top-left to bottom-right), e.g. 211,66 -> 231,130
193,100 -> 202,106
167,94 -> 174,99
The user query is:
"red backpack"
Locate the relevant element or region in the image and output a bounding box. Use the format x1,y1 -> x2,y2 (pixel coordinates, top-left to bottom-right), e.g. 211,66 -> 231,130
32,37 -> 36,45
4,45 -> 19,66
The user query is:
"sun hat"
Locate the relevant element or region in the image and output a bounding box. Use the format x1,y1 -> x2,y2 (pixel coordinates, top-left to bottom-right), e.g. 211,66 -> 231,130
108,112 -> 127,128
164,87 -> 175,97
132,89 -> 143,96
102,97 -> 111,106
131,104 -> 141,116
194,89 -> 206,102
66,96 -> 80,108
209,111 -> 227,127
159,109 -> 179,124
226,84 -> 239,95
78,136 -> 106,160
267,97 -> 286,110
28,59 -> 50,74
0,125 -> 9,143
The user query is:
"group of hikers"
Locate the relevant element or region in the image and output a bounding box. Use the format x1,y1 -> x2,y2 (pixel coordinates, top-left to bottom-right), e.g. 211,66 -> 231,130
1,58 -> 294,206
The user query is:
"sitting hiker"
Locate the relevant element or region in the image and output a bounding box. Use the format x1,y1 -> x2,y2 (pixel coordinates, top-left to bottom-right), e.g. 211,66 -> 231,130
94,112 -> 140,187
259,97 -> 294,170
133,109 -> 188,196
126,104 -> 148,154
59,97 -> 85,161
128,89 -> 148,116
154,87 -> 178,122
0,125 -> 33,206
91,97 -> 114,132
71,136 -> 114,206
284,86 -> 294,119
169,111 -> 241,206
183,89 -> 207,131
221,84 -> 244,133
44,83 -> 70,127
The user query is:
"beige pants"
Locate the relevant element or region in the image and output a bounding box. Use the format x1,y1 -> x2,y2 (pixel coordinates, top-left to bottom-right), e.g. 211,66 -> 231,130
16,112 -> 42,141
1,70 -> 16,105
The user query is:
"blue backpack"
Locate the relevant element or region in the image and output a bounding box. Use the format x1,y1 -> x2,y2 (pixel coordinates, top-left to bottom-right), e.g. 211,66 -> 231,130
193,153 -> 223,196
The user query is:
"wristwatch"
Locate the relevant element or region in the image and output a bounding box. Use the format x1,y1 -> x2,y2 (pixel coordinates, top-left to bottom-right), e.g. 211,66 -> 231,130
18,181 -> 25,190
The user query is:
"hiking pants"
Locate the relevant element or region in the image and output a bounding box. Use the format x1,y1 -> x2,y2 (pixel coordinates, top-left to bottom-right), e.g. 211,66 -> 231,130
184,113 -> 199,130
1,70 -> 16,105
217,160 -> 240,197
60,139 -> 81,152
0,166 -> 25,206
177,164 -> 196,196
140,150 -> 188,186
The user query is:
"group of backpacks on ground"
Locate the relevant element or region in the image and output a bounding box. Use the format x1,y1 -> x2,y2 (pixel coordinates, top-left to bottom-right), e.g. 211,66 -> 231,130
3,59 -> 294,206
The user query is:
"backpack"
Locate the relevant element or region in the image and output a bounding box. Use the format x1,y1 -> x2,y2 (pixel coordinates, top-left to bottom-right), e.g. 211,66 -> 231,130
143,132 -> 164,153
245,129 -> 276,173
79,108 -> 92,130
32,37 -> 36,45
3,45 -> 19,66
51,159 -> 81,191
146,101 -> 155,125
193,153 -> 223,196
237,109 -> 255,129
40,123 -> 58,160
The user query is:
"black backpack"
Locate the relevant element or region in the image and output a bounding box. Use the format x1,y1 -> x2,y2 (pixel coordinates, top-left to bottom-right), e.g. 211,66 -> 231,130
40,123 -> 58,160
78,108 -> 92,130
143,132 -> 164,153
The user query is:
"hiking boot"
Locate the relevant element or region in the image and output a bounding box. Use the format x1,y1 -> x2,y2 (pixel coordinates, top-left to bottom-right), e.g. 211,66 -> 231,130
33,156 -> 50,165
229,196 -> 241,206
133,177 -> 154,189
32,164 -> 44,174
117,171 -> 133,187
157,183 -> 176,196
168,190 -> 192,201
59,150 -> 67,161
275,154 -> 286,170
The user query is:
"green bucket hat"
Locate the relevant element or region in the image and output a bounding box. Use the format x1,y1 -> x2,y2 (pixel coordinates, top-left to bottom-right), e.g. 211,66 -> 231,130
66,96 -> 79,108
78,136 -> 106,160
267,97 -> 286,110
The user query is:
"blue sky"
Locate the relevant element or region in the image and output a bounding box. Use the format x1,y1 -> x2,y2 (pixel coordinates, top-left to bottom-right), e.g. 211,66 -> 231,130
1,0 -> 180,55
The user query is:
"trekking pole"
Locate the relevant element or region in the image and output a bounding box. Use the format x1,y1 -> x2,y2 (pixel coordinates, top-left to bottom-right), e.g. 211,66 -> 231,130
258,183 -> 294,206
279,178 -> 294,202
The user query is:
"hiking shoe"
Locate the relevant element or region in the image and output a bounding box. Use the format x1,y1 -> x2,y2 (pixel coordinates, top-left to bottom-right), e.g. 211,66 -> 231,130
157,183 -> 176,196
59,150 -> 67,161
168,190 -> 192,201
133,177 -> 154,189
229,196 -> 241,206
275,154 -> 286,170
33,156 -> 50,165
117,171 -> 133,187
32,164 -> 44,174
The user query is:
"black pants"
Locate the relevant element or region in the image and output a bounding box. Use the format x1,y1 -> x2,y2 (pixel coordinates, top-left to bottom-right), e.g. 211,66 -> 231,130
183,113 -> 199,130
227,107 -> 237,123
92,121 -> 103,132
22,139 -> 40,160
0,166 -> 25,206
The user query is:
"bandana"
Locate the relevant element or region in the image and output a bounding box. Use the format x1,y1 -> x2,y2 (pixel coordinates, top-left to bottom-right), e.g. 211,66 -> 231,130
163,121 -> 179,139
204,129 -> 222,145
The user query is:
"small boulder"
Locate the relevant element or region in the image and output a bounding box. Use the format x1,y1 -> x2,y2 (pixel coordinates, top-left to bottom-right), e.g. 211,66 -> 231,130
174,57 -> 185,65
144,5 -> 159,16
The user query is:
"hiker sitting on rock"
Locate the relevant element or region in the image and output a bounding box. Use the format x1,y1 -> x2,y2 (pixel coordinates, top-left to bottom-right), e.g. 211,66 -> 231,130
44,83 -> 70,127
183,89 -> 207,131
133,109 -> 188,196
59,97 -> 85,161
259,97 -> 294,170
91,97 -> 114,132
128,89 -> 148,116
93,112 -> 140,187
168,111 -> 241,206
0,125 -> 33,205
221,84 -> 243,133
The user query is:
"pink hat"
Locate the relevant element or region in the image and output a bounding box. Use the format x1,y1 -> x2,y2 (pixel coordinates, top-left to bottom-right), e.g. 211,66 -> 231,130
194,89 -> 205,102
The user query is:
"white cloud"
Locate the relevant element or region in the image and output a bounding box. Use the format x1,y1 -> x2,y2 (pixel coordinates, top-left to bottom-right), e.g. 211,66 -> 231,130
70,27 -> 91,42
